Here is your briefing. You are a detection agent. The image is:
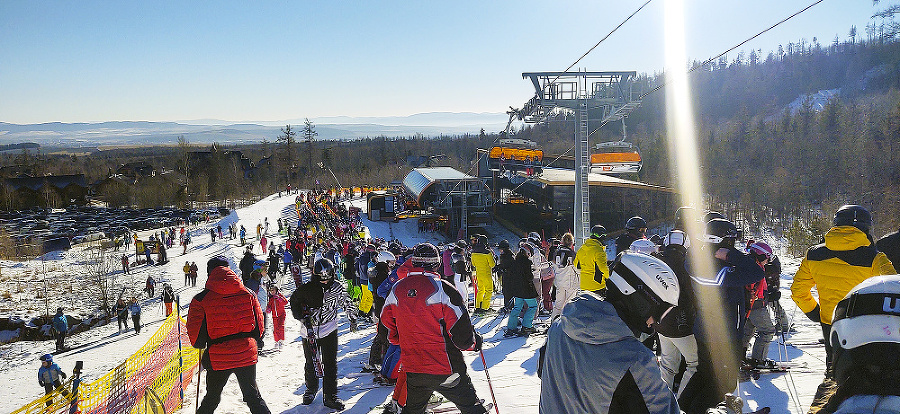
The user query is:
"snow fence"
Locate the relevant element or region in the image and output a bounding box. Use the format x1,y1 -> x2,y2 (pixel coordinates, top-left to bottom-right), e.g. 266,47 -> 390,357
12,310 -> 200,414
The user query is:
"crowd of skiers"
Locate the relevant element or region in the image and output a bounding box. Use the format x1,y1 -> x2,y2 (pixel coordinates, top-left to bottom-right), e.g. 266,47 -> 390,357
181,199 -> 900,414
40,195 -> 900,414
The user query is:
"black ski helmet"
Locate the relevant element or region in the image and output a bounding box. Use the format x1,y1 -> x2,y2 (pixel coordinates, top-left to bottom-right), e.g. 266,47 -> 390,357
704,218 -> 739,245
704,211 -> 726,223
590,225 -> 608,242
830,275 -> 900,389
673,206 -> 695,230
625,216 -> 647,231
411,242 -> 441,270
497,239 -> 510,249
833,205 -> 872,233
606,251 -> 680,335
313,258 -> 336,280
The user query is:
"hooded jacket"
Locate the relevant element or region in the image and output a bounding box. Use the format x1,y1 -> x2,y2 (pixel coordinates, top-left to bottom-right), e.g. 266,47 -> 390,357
539,291 -> 680,414
574,237 -> 609,291
506,251 -> 538,299
691,245 -> 764,341
52,311 -> 68,333
290,274 -> 352,339
38,362 -> 66,386
239,251 -> 256,280
187,266 -> 264,371
381,268 -> 477,376
470,245 -> 496,281
792,226 -> 896,325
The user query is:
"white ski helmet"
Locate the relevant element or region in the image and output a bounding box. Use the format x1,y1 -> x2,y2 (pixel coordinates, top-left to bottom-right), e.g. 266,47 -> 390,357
663,230 -> 691,249
607,251 -> 680,332
629,239 -> 658,255
527,231 -> 542,246
376,250 -> 397,265
830,275 -> 900,384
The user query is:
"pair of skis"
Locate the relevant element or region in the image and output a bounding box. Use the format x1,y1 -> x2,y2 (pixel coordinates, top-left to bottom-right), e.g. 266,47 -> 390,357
302,317 -> 324,378
740,360 -> 809,381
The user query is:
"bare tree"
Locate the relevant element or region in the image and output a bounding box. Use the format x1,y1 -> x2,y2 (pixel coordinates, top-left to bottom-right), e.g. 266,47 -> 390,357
277,125 -> 297,185
78,246 -> 120,318
302,118 -> 318,175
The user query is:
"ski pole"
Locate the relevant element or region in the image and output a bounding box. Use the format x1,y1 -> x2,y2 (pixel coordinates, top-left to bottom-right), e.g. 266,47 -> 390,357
479,350 -> 500,414
195,349 -> 203,413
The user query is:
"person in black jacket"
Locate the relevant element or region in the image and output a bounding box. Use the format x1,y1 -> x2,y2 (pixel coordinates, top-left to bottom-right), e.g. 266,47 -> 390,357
115,298 -> 129,333
504,243 -> 540,337
494,240 -> 515,311
615,216 -> 647,256
654,230 -> 698,403
239,247 -> 256,282
680,218 -> 764,414
290,258 -> 357,410
366,250 -> 395,372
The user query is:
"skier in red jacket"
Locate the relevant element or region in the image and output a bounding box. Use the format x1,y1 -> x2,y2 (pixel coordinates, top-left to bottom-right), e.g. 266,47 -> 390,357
187,256 -> 270,414
381,243 -> 488,414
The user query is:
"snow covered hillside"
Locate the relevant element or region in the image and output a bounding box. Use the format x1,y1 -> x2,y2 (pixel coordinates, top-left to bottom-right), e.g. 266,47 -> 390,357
1,194 -> 832,413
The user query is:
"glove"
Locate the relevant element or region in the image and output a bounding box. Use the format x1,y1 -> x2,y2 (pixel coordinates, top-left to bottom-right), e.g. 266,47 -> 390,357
768,290 -> 781,301
471,332 -> 483,352
350,319 -> 358,333
805,305 -> 821,323
61,372 -> 67,379
39,380 -> 45,387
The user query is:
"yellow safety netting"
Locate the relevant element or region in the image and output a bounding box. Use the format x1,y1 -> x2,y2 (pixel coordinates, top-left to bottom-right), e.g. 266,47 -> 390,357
12,311 -> 200,414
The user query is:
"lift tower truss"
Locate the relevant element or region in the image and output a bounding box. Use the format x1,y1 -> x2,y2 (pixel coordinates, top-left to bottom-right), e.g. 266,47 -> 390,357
510,71 -> 639,246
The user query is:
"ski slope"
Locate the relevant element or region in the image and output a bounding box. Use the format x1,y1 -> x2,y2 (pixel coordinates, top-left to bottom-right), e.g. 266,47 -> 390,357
1,193 -> 831,413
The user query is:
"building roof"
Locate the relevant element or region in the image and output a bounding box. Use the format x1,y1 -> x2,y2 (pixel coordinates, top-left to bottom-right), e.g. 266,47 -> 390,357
5,174 -> 87,191
402,167 -> 477,206
530,168 -> 674,193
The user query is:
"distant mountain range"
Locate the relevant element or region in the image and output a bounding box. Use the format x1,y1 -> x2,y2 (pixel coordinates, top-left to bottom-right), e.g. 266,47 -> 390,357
0,112 -> 509,148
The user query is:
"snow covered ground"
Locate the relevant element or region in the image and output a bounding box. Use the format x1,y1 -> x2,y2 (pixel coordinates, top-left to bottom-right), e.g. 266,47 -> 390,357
1,193 -> 831,413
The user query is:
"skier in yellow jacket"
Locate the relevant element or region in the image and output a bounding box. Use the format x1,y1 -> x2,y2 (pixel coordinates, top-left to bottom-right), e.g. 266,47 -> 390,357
470,236 -> 496,315
574,225 -> 610,292
791,205 -> 896,377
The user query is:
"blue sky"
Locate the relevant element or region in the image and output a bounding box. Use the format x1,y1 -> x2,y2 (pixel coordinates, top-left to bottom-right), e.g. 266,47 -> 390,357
0,1 -> 880,124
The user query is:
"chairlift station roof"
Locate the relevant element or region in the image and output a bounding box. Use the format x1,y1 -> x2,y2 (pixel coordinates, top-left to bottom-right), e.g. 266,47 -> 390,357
531,168 -> 674,192
402,167 -> 480,206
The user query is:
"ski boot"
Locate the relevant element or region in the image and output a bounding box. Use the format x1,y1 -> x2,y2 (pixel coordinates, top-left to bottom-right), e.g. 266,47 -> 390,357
302,383 -> 318,405
754,359 -> 778,370
503,328 -> 520,338
381,399 -> 400,414
519,326 -> 537,336
373,373 -> 396,386
323,394 -> 345,411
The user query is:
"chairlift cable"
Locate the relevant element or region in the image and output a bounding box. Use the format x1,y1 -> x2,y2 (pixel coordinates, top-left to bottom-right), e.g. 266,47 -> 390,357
586,0 -> 828,139
436,1 -> 655,208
